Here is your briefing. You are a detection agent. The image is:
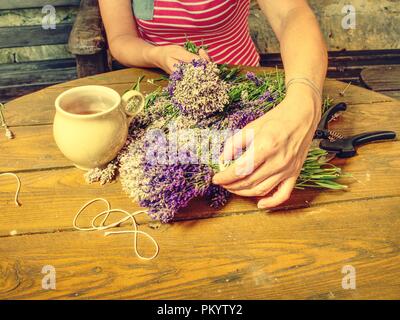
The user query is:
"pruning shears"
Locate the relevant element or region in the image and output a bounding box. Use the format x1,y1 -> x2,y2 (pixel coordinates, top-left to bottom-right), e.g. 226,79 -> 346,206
314,102 -> 397,159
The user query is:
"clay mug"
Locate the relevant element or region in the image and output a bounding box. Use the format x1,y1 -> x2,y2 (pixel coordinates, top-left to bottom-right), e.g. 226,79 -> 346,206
53,85 -> 144,170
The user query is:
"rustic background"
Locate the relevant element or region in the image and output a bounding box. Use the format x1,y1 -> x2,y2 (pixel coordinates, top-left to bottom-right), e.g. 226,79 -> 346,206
0,0 -> 399,103
0,0 -> 398,63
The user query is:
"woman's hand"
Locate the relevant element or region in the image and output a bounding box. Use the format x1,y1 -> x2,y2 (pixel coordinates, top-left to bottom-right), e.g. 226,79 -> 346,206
212,85 -> 322,209
148,45 -> 210,74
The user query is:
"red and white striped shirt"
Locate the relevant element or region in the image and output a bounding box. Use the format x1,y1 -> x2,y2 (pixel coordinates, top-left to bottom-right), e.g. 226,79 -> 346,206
135,0 -> 260,66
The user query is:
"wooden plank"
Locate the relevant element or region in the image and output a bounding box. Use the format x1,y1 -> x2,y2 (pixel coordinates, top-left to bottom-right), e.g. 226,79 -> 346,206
0,197 -> 399,299
0,0 -> 80,10
379,90 -> 400,101
261,50 -> 400,68
0,67 -> 76,87
75,52 -> 109,78
0,125 -> 71,171
4,83 -> 161,126
0,83 -> 54,104
3,67 -> 397,127
0,24 -> 72,49
0,59 -> 76,73
2,100 -> 400,170
46,67 -> 400,106
68,0 -> 106,56
361,65 -> 400,91
1,137 -> 399,236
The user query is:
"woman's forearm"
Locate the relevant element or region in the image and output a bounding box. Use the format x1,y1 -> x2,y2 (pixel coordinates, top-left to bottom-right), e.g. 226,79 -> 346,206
99,0 -> 160,69
279,7 -> 328,101
109,34 -> 158,68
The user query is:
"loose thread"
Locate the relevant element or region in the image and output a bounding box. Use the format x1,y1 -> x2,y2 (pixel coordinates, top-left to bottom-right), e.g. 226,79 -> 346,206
339,82 -> 352,96
0,173 -> 21,206
73,198 -> 159,260
0,103 -> 15,140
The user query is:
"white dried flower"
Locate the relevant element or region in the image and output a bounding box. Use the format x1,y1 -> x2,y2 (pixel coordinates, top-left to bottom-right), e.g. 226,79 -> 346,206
5,127 -> 14,139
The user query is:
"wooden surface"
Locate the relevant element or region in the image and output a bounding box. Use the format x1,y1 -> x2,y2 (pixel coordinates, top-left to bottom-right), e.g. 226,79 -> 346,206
361,65 -> 400,100
261,49 -> 400,87
0,59 -> 77,104
0,24 -> 73,49
1,67 -> 399,300
68,0 -> 105,55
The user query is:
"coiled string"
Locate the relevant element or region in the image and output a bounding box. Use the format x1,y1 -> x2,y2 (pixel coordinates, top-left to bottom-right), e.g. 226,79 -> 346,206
73,198 -> 159,260
0,173 -> 21,206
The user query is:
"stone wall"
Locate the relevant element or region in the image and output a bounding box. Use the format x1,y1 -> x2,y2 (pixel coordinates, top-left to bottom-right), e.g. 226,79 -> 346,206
0,6 -> 77,64
0,0 -> 398,63
249,0 -> 400,53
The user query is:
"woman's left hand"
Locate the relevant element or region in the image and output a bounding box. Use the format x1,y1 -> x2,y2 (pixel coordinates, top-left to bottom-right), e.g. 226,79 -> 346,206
212,85 -> 321,209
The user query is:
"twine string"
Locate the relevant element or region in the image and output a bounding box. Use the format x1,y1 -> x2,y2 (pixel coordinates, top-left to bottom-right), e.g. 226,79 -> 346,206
0,173 -> 21,206
73,198 -> 159,260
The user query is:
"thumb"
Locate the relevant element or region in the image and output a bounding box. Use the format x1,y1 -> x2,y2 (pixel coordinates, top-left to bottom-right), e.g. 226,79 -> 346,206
199,48 -> 211,62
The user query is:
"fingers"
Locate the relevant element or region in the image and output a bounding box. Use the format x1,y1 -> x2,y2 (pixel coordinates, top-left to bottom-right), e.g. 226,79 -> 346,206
257,176 -> 297,209
174,47 -> 202,63
223,157 -> 284,191
213,142 -> 267,186
221,129 -> 252,162
226,173 -> 283,197
199,48 -> 211,61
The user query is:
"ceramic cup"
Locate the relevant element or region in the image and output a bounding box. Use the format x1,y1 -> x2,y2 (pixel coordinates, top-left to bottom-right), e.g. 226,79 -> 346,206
54,85 -> 144,170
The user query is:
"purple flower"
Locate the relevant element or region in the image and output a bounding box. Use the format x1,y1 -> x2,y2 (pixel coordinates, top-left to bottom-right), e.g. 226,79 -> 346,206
139,156 -> 213,223
259,90 -> 272,102
227,109 -> 265,130
205,184 -> 230,209
246,72 -> 264,86
167,64 -> 184,96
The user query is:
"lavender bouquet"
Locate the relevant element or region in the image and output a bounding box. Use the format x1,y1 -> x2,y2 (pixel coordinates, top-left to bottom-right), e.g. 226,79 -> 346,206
86,54 -> 345,223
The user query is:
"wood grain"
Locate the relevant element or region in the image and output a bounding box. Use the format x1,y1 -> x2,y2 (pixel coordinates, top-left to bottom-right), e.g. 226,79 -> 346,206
1,139 -> 399,236
1,66 -> 400,300
361,65 -> 400,91
68,0 -> 106,55
0,67 -> 77,88
0,197 -> 399,299
0,125 -> 71,171
1,102 -> 399,172
0,24 -> 73,49
3,73 -> 398,127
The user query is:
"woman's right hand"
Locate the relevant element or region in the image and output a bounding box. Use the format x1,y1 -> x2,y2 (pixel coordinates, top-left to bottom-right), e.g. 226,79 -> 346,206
148,45 -> 211,74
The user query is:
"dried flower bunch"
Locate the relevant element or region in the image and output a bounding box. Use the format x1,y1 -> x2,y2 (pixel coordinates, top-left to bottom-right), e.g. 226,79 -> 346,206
86,49 -> 345,223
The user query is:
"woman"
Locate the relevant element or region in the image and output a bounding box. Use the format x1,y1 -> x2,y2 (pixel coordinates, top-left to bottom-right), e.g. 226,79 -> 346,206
99,0 -> 327,209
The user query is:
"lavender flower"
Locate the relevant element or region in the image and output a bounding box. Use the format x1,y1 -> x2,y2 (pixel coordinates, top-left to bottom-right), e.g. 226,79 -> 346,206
140,160 -> 213,223
227,109 -> 265,130
168,59 -> 230,119
85,163 -> 118,185
119,129 -> 214,223
84,55 -> 345,223
246,71 -> 264,86
205,184 -> 230,208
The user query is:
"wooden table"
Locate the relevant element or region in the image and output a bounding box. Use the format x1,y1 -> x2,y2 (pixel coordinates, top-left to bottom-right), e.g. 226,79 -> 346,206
1,67 -> 399,300
361,65 -> 400,100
